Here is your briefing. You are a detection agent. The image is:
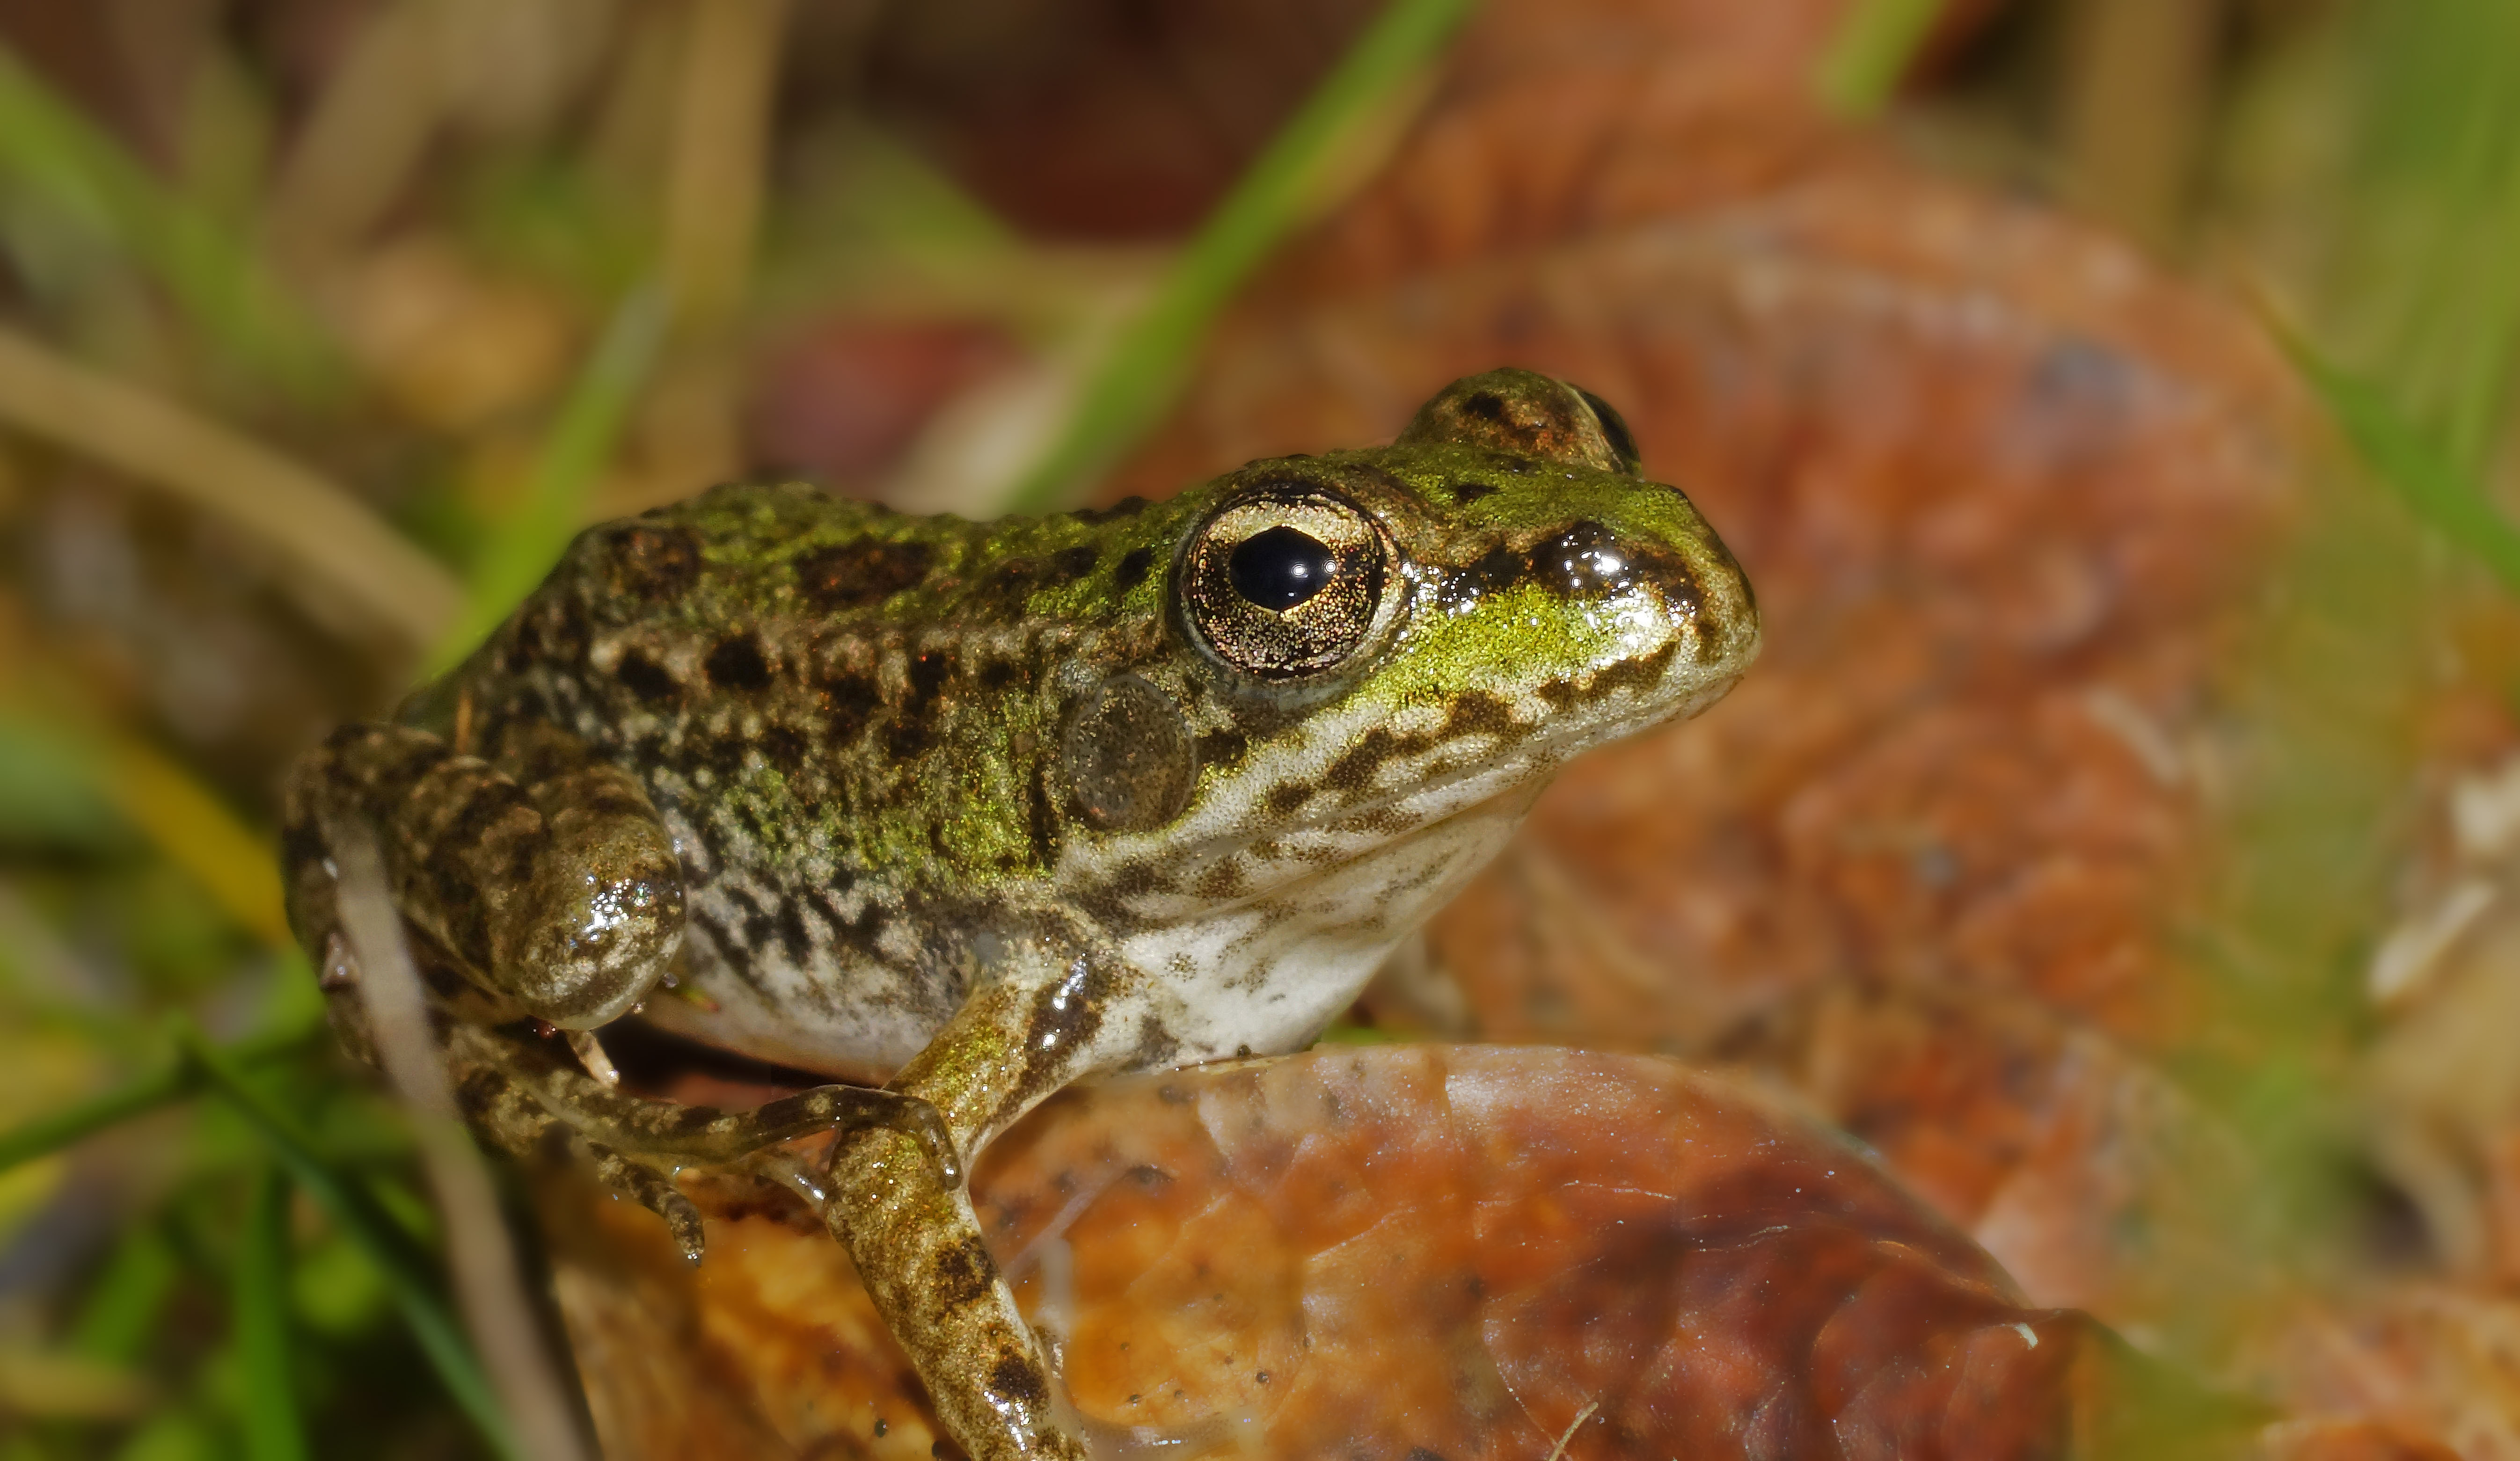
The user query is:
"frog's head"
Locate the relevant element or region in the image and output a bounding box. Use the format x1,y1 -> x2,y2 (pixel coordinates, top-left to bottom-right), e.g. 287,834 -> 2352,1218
1066,368 -> 1756,950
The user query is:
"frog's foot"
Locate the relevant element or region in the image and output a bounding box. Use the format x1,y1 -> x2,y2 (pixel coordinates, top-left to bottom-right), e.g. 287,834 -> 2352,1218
446,1046 -> 707,1260
451,1022 -> 961,1185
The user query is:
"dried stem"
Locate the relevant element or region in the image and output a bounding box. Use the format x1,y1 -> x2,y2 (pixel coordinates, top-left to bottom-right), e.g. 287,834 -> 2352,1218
0,324 -> 460,651
330,821 -> 595,1461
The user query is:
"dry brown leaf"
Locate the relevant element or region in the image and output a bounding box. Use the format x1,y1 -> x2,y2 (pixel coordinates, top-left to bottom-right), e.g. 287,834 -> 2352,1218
557,1045 -> 2218,1461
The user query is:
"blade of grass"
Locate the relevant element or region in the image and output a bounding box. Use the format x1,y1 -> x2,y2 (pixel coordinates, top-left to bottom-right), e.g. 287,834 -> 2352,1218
432,284 -> 667,674
999,0 -> 1483,515
0,1022 -> 314,1174
69,1224 -> 180,1365
89,729 -> 292,951
0,324 -> 461,651
178,1024 -> 521,1461
234,1165 -> 308,1461
0,45 -> 325,392
2275,321 -> 2520,593
1816,0 -> 1946,117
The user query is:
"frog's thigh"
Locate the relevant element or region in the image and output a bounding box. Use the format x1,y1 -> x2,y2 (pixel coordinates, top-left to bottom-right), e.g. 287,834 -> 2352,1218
283,722 -> 682,1028
824,966 -> 1122,1461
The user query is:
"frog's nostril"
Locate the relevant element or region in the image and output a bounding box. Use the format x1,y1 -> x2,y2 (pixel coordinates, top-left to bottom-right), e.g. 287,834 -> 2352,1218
1229,526 -> 1337,611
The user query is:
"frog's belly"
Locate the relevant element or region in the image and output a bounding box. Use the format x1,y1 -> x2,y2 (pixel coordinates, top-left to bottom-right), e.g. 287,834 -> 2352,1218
635,789 -> 1527,1081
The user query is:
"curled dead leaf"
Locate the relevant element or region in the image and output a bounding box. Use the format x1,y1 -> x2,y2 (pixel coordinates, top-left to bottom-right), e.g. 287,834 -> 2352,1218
554,1045 -> 2236,1460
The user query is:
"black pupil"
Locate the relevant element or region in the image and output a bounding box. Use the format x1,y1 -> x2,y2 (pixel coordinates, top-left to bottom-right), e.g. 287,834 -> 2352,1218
1228,525 -> 1338,611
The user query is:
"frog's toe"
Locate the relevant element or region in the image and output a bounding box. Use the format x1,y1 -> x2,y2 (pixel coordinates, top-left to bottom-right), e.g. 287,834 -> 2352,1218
585,1140 -> 706,1262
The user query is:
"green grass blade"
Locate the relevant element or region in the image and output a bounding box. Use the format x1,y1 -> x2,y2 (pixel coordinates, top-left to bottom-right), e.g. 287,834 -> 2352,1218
0,1022 -> 318,1175
1000,0 -> 1484,515
0,1062 -> 190,1174
69,1224 -> 180,1365
432,284 -> 669,675
234,1166 -> 309,1461
2279,326 -> 2520,593
0,45 -> 325,392
176,1028 -> 522,1461
1816,0 -> 1947,117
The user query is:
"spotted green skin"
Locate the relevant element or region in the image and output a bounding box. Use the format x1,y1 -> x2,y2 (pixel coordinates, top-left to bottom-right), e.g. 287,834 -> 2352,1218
284,369 -> 1757,1461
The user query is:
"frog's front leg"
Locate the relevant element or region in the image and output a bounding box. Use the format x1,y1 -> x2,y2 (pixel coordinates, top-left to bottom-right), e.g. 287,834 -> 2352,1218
282,720 -> 685,1030
283,722 -> 957,1251
826,943 -> 1136,1461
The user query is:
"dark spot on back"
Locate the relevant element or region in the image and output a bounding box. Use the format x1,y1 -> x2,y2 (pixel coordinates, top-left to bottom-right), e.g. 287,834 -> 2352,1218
889,652 -> 952,758
795,539 -> 932,610
1115,545 -> 1154,591
1050,545 -> 1098,582
614,648 -> 680,706
759,724 -> 806,766
1461,392 -> 1508,423
499,617 -> 543,674
1027,767 -> 1061,869
907,651 -> 953,704
819,670 -> 881,744
703,635 -> 772,691
1453,481 -> 1497,502
602,524 -> 701,602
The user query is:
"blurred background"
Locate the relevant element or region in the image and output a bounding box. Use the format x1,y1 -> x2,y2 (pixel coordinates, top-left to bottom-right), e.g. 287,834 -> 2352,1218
1,0 -> 2519,1455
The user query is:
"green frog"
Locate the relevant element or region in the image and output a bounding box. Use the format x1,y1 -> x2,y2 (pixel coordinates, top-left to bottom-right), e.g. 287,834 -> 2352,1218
281,369 -> 1757,1460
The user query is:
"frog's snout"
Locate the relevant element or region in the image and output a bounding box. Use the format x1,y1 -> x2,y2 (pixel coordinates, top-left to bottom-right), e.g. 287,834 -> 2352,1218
1475,506 -> 1756,683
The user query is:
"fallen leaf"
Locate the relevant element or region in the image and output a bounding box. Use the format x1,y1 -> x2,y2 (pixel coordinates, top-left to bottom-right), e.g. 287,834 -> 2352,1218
555,1045 -> 2234,1460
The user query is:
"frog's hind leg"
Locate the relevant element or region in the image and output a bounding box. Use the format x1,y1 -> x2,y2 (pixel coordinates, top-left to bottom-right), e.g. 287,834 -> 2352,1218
822,954 -> 1136,1461
281,721 -> 685,1032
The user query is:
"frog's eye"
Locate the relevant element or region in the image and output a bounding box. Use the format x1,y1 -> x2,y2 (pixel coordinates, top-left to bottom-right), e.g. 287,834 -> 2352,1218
1182,488 -> 1391,679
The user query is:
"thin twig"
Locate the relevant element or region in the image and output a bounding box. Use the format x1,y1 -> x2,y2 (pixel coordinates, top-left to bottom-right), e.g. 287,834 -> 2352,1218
1545,1400 -> 1600,1461
265,0 -> 448,269
663,0 -> 793,334
330,820 -> 596,1461
0,324 -> 460,651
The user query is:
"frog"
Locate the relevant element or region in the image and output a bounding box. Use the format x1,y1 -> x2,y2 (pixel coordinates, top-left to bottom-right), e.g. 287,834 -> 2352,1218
280,368 -> 1757,1461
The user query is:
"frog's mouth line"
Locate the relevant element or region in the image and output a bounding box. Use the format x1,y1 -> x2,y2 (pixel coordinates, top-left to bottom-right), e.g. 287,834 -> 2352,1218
1171,661 -> 1746,918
